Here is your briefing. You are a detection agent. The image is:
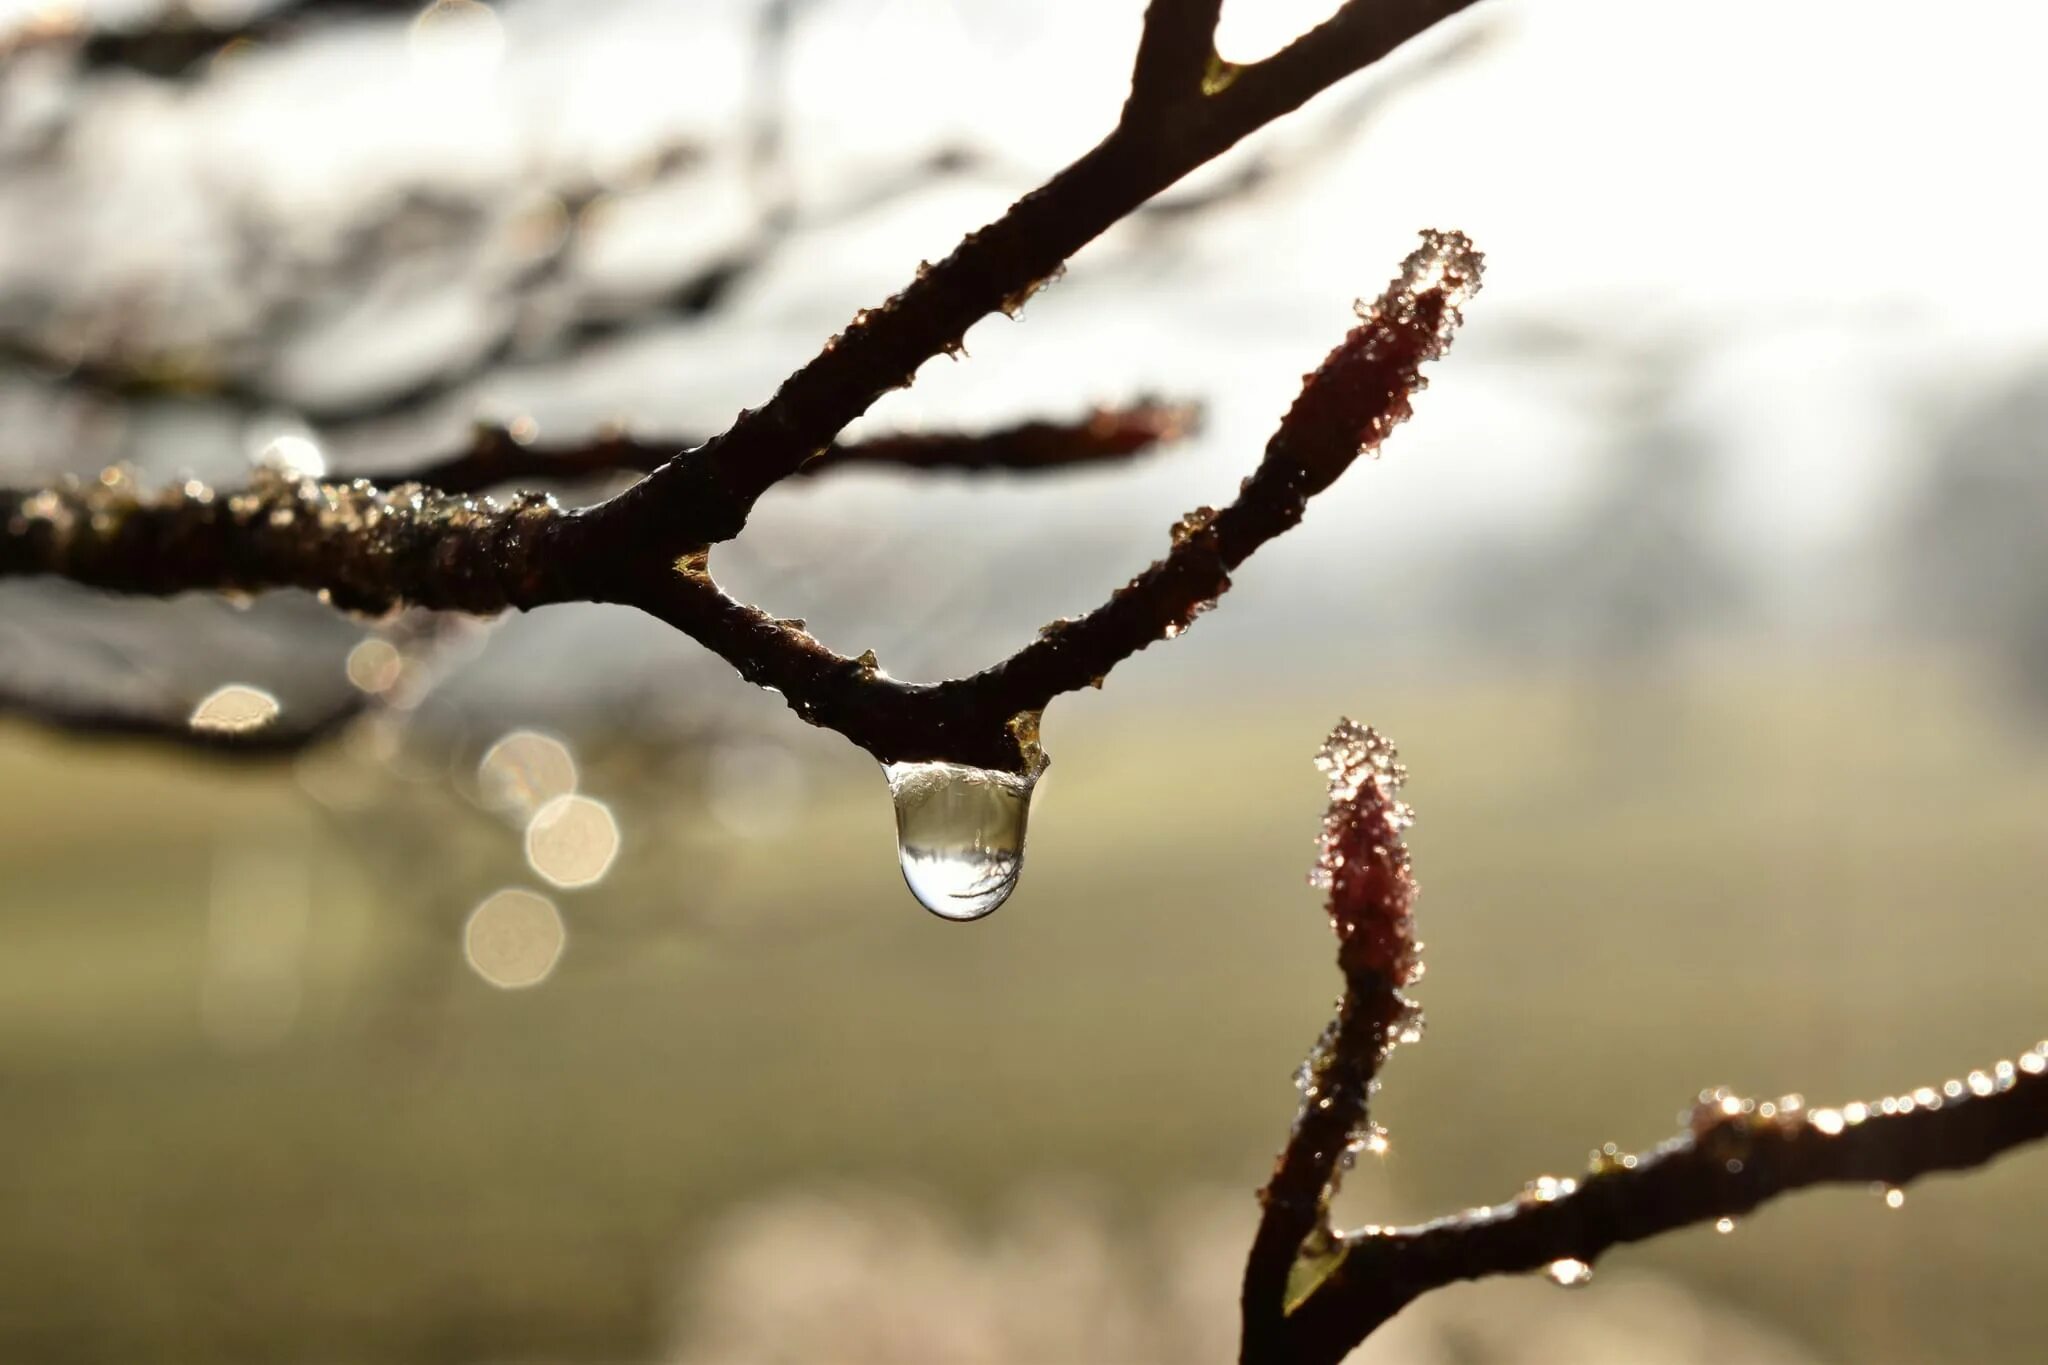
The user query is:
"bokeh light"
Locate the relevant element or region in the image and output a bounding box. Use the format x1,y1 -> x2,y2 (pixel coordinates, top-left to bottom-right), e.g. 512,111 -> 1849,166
523,793 -> 620,888
344,639 -> 404,694
478,729 -> 578,819
463,887 -> 566,989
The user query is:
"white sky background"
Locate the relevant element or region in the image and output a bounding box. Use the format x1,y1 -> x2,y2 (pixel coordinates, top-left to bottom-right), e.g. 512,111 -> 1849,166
2,0 -> 2045,702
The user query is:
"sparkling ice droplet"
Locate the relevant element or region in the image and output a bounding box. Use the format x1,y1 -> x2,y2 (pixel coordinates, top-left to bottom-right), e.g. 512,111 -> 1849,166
884,759 -> 1040,921
1546,1258 -> 1595,1288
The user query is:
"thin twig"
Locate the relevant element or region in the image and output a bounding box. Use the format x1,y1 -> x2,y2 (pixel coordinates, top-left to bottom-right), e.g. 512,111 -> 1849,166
386,402 -> 1199,496
1242,720 -> 1422,1362
1277,1049 -> 2048,1364
1124,0 -> 1227,118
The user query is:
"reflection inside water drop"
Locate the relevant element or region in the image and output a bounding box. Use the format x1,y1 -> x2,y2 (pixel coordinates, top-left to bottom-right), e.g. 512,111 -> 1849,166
883,759 -> 1041,921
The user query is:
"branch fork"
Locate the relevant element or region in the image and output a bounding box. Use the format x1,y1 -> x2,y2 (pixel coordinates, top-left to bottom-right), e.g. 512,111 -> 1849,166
2,0 -> 1490,767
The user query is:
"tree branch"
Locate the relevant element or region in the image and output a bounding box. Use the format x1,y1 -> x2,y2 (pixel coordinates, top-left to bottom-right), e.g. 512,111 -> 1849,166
1240,721 -> 2048,1365
1,233 -> 1479,770
1278,1048 -> 2048,1364
0,1 -> 1485,772
1124,0 -> 1226,119
385,402 -> 1199,496
589,0 -> 1485,554
0,462 -> 586,615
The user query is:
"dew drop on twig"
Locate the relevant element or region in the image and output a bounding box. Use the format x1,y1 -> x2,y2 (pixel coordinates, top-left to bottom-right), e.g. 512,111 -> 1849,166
883,758 -> 1042,921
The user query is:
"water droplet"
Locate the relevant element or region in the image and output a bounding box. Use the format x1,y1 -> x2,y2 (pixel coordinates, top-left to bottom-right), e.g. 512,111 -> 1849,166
884,758 -> 1042,921
1545,1258 -> 1594,1288
1715,1216 -> 1738,1235
1883,1186 -> 1906,1209
345,638 -> 404,694
478,729 -> 578,820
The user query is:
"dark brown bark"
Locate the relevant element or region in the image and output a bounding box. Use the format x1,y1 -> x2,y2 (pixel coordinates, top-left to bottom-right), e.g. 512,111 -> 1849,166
1,0 -> 1486,770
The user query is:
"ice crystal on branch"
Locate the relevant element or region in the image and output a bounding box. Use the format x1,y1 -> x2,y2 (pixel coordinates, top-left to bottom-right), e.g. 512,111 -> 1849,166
1272,230 -> 1483,489
1313,719 -> 1419,984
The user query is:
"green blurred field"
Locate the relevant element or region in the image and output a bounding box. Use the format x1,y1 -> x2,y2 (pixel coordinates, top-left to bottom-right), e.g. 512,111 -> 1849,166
2,655 -> 2045,1363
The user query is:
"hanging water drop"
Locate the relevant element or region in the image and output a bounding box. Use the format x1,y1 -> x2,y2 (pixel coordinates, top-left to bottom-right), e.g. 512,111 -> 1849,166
884,757 -> 1042,921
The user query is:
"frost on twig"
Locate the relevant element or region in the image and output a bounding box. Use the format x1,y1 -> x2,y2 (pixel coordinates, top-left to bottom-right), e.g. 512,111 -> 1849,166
1241,726 -> 2048,1365
1241,720 -> 1423,1363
